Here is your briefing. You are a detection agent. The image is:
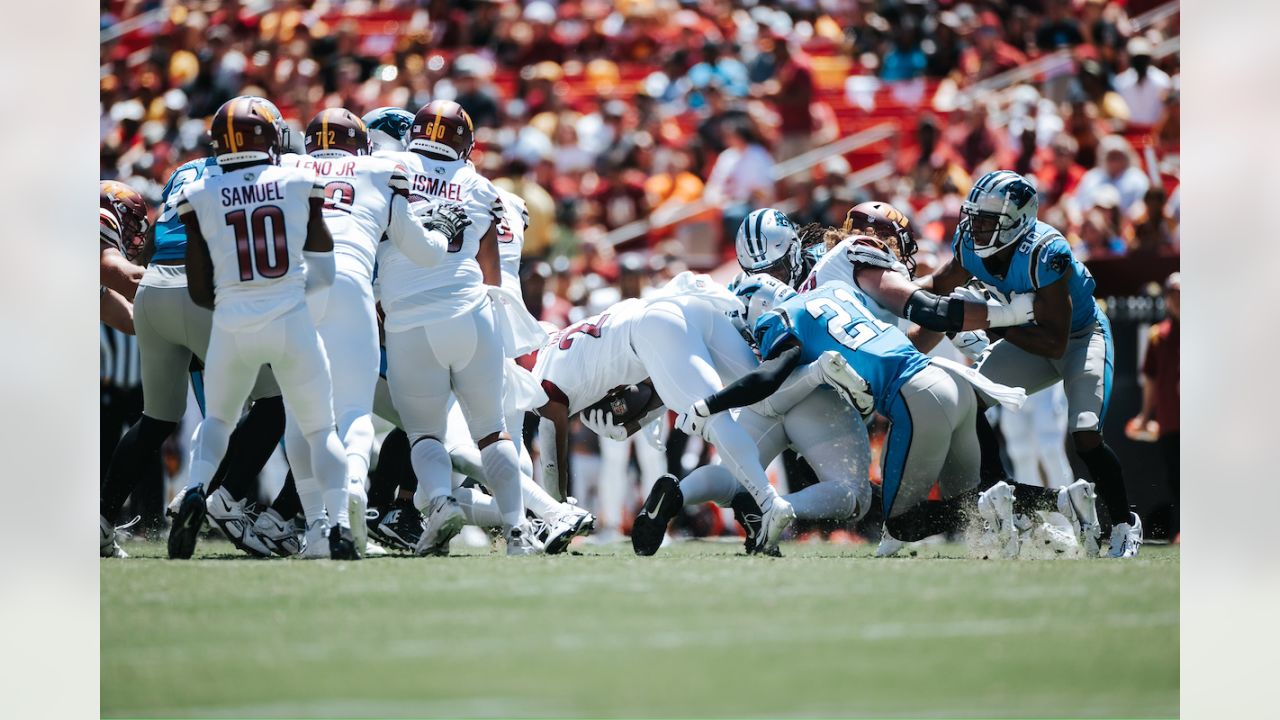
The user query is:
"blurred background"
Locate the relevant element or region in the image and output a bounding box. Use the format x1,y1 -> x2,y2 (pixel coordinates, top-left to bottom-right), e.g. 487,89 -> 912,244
100,0 -> 1180,546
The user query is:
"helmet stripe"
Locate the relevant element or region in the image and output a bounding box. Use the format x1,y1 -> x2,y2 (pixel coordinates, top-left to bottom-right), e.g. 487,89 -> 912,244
227,98 -> 239,153
321,109 -> 330,150
747,210 -> 757,257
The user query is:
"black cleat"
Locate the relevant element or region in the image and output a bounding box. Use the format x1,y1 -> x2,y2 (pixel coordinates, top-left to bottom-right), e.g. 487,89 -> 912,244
632,474 -> 683,556
167,485 -> 207,560
373,498 -> 424,551
731,491 -> 781,557
329,525 -> 359,560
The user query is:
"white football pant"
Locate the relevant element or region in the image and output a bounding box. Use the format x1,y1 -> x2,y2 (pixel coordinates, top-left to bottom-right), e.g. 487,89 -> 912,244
385,300 -> 525,527
189,304 -> 346,526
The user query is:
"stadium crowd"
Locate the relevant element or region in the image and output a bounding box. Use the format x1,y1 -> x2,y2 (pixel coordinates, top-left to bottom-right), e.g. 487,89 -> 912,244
100,0 -> 1180,541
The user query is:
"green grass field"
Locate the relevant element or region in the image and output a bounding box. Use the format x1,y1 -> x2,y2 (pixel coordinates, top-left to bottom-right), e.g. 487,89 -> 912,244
102,539 -> 1178,719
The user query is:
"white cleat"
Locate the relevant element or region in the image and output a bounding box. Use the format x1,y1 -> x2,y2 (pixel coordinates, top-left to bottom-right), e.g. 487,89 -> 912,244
532,514 -> 578,555
756,496 -> 796,555
251,508 -> 302,557
299,519 -> 331,559
504,523 -> 545,556
559,503 -> 596,538
205,487 -> 269,557
100,515 -> 135,558
817,351 -> 874,417
364,538 -> 388,557
1057,479 -> 1101,557
415,496 -> 466,556
1108,512 -> 1144,558
977,481 -> 1020,558
348,478 -> 369,558
874,528 -> 906,557
1026,511 -> 1080,555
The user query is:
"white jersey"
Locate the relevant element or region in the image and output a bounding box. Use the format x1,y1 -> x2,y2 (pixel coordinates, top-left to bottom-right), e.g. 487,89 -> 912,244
532,298 -> 650,414
801,236 -> 908,328
374,150 -> 499,328
494,188 -> 528,299
177,163 -> 323,331
283,153 -> 409,282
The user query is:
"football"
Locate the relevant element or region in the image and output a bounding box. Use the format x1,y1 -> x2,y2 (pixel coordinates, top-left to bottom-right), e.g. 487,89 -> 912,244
583,381 -> 657,426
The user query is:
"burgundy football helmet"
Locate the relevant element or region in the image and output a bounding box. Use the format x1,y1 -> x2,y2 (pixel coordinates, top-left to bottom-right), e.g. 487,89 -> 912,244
407,100 -> 475,160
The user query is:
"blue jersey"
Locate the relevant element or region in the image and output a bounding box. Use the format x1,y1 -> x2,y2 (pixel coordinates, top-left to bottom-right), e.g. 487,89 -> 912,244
152,157 -> 220,262
754,283 -> 931,414
954,219 -> 1101,333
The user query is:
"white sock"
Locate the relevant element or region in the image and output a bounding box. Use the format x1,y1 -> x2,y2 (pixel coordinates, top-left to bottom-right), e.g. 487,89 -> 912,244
480,440 -> 525,528
449,444 -> 485,481
410,436 -> 452,509
452,487 -> 503,528
521,472 -> 561,518
341,412 -> 375,483
307,428 -> 349,528
296,475 -> 326,524
188,417 -> 232,489
705,414 -> 778,509
679,465 -> 739,506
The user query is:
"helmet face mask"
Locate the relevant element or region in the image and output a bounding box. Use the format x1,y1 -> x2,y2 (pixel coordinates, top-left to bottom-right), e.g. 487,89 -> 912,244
736,208 -> 803,288
843,200 -> 918,276
100,180 -> 149,262
960,171 -> 1039,258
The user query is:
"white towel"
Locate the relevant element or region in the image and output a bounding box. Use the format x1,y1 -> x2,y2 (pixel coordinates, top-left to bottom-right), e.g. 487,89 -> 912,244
486,285 -> 548,358
504,360 -> 548,414
929,356 -> 1027,411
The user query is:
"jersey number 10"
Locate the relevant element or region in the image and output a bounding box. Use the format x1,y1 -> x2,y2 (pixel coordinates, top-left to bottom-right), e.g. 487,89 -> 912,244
225,205 -> 288,281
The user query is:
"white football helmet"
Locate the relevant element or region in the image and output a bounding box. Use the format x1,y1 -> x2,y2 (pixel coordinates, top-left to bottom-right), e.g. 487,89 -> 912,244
959,170 -> 1039,258
733,273 -> 798,329
735,208 -> 803,287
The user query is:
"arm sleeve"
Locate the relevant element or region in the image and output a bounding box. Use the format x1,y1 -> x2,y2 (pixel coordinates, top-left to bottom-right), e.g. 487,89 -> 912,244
387,193 -> 448,267
703,345 -> 803,414
303,250 -> 335,295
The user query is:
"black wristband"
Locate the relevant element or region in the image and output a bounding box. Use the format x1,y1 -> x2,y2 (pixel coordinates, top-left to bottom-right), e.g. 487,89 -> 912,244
904,289 -> 966,333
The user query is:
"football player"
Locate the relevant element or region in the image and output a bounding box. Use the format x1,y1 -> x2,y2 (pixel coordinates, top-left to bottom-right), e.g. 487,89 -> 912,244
268,107 -> 448,557
99,106 -> 290,559
166,96 -> 352,560
684,276 -> 1027,556
630,279 -> 874,557
530,274 -> 800,554
918,170 -> 1138,558
376,100 -> 541,556
99,180 -> 147,334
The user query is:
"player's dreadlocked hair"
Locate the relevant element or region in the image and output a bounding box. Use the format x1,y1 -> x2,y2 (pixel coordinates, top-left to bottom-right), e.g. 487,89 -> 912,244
797,222 -> 845,252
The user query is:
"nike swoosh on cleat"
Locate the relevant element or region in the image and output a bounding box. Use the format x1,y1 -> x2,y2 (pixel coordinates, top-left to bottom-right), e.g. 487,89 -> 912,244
642,494 -> 666,520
